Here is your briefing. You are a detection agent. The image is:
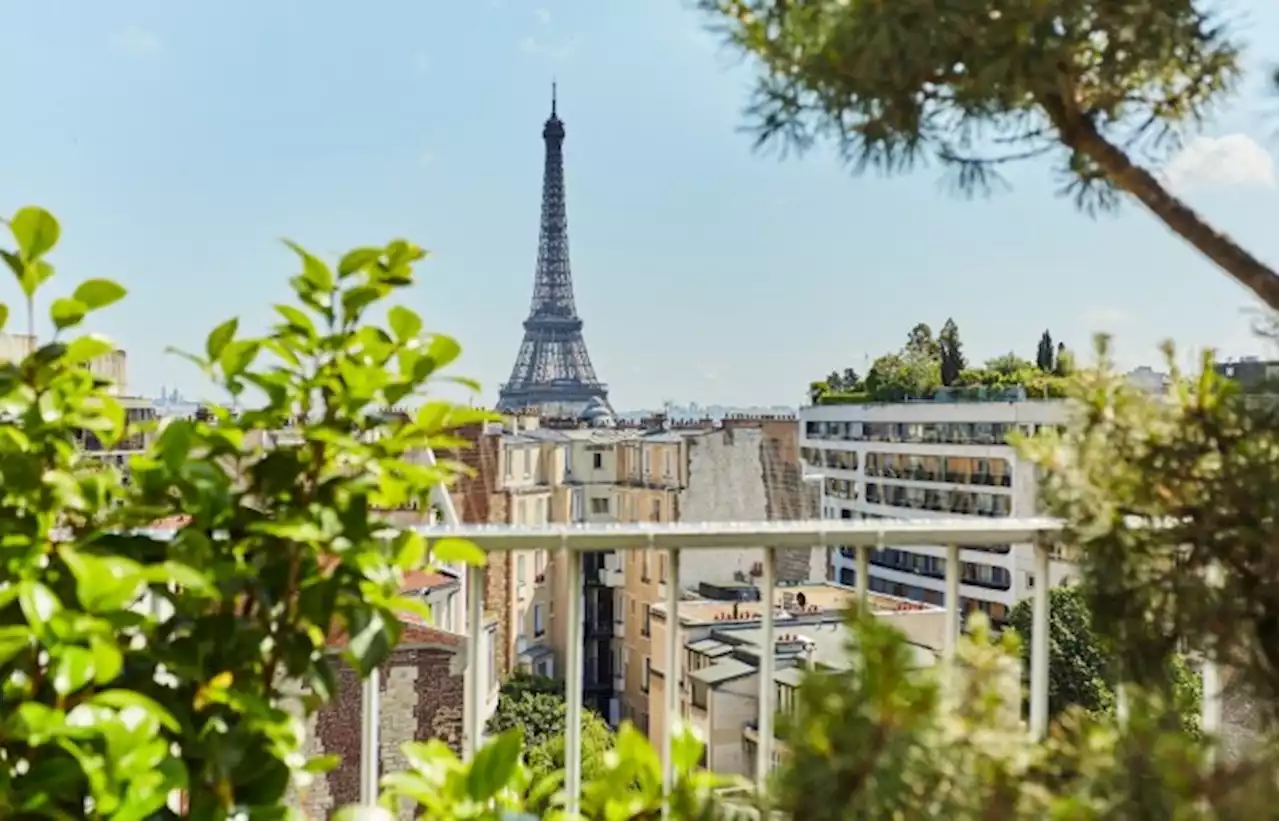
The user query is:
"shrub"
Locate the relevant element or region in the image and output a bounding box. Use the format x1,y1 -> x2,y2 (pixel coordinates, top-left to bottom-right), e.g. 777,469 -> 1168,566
0,206 -> 488,817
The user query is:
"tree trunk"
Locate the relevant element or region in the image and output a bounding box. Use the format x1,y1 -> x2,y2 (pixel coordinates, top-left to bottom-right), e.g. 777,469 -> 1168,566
1067,116 -> 1278,310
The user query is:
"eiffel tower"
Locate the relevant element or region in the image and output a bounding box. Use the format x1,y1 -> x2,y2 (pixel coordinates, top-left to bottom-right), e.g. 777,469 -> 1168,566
495,86 -> 612,418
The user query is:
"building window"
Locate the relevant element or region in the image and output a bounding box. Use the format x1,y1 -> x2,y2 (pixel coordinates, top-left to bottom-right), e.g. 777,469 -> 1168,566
664,452 -> 672,477
522,449 -> 531,477
592,452 -> 603,470
641,552 -> 650,582
659,553 -> 667,584
517,554 -> 527,587
536,657 -> 553,678
650,499 -> 661,522
590,497 -> 609,515
642,658 -> 650,693
641,604 -> 651,637
533,603 -> 545,637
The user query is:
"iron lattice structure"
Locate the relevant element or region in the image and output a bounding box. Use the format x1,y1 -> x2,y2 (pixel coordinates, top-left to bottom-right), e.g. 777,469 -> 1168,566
495,89 -> 611,417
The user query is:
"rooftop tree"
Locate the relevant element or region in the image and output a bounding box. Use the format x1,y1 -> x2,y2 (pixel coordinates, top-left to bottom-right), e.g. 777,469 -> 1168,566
698,0 -> 1279,309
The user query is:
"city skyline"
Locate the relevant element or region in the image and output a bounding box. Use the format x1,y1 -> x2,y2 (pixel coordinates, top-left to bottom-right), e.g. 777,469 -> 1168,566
0,2 -> 1276,411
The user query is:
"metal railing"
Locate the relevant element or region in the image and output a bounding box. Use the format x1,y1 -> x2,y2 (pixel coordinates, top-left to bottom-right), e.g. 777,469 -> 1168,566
355,517 -> 1225,816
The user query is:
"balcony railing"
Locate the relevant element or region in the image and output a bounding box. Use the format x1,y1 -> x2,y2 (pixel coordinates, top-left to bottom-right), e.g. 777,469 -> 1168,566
353,517 -> 1225,816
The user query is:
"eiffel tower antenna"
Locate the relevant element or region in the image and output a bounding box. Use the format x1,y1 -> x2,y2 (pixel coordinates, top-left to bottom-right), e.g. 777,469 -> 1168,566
495,86 -> 611,418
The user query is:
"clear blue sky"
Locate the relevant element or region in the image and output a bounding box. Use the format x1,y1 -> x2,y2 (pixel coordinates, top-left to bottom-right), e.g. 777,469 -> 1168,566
2,1 -> 1277,409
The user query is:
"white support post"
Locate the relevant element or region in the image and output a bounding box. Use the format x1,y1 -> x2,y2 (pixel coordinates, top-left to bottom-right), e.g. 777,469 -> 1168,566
755,547 -> 778,789
463,563 -> 484,758
359,668 -> 380,805
943,544 -> 961,660
1028,543 -> 1050,739
662,544 -> 682,800
564,547 -> 585,816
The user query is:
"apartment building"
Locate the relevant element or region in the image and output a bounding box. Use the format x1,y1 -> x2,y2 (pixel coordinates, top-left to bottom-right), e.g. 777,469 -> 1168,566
451,410 -> 822,731
447,417 -> 571,693
645,581 -> 947,776
799,399 -> 1073,623
0,331 -> 129,393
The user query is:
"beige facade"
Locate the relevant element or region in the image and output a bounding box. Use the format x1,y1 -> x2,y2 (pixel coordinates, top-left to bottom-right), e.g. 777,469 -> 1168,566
646,585 -> 947,776
459,412 -> 822,733
1,331 -> 129,393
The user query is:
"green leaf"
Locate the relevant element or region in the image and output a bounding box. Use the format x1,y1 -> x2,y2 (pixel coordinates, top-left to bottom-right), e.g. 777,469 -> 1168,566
389,595 -> 432,624
346,609 -> 394,676
0,625 -> 33,665
89,690 -> 181,732
338,247 -> 382,278
0,302 -> 7,331
424,334 -> 462,370
52,646 -> 96,696
10,206 -> 60,260
388,306 -> 423,342
274,303 -> 317,337
284,239 -> 335,292
64,335 -> 116,365
466,730 -> 523,801
219,339 -> 260,378
431,538 -> 487,567
341,285 -> 384,320
206,317 -> 238,361
394,530 -> 428,570
50,297 -> 87,330
89,635 -> 123,684
72,278 -> 127,311
141,561 -> 218,598
60,549 -> 143,612
19,581 -> 63,631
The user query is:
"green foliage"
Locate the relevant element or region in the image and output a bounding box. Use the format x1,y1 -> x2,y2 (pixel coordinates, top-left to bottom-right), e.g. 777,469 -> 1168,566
486,684 -> 616,785
0,205 -> 488,818
1018,338 -> 1279,713
502,671 -> 564,699
1008,584 -> 1205,735
1008,586 -> 1114,718
776,606 -> 1277,820
938,318 -> 965,386
697,0 -> 1280,308
1036,330 -> 1055,372
814,321 -> 1068,404
377,723 -> 746,820
525,710 -> 615,786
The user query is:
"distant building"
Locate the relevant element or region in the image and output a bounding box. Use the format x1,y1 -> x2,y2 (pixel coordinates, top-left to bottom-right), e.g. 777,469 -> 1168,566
0,331 -> 129,394
1126,365 -> 1169,393
1214,357 -> 1278,391
800,398 -> 1074,624
645,582 -> 953,777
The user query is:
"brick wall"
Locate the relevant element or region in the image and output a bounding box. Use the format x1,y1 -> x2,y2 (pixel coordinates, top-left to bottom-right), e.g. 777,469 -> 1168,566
290,630 -> 466,819
446,426 -> 515,678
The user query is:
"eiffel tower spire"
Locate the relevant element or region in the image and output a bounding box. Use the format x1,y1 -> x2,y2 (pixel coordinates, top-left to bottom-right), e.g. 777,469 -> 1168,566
496,87 -> 611,418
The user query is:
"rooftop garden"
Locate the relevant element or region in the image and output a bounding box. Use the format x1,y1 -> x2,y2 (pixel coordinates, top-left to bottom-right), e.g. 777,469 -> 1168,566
810,321 -> 1073,405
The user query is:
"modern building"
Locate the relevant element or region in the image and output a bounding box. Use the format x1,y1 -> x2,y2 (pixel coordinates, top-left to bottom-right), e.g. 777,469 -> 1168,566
799,398 -> 1074,624
644,581 -> 950,777
495,86 -> 611,417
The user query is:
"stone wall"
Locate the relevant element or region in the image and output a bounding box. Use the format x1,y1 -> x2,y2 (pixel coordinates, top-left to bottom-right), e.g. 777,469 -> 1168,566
290,636 -> 465,819
680,423 -> 822,587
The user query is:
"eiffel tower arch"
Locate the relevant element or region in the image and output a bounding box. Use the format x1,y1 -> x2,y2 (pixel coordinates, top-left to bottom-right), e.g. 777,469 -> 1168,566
495,86 -> 611,418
